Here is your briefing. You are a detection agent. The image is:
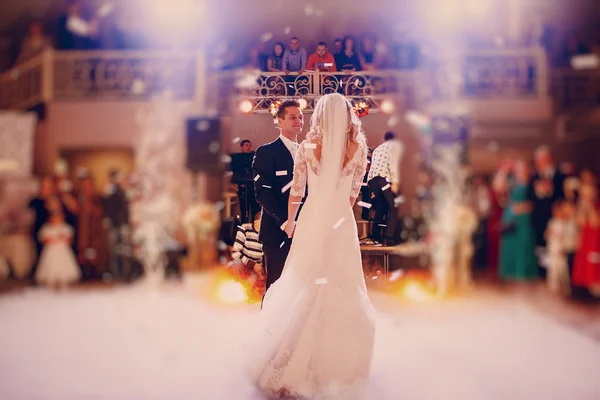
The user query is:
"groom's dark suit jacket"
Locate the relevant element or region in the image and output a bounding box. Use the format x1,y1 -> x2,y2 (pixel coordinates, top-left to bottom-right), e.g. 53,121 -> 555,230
253,138 -> 298,247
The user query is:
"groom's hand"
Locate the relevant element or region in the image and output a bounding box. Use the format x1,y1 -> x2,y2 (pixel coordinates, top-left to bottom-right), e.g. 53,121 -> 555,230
284,221 -> 296,238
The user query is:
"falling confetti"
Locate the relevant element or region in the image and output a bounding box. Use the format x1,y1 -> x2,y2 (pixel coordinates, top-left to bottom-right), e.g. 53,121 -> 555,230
394,195 -> 405,206
382,183 -> 391,191
262,185 -> 272,188
220,154 -> 232,163
284,26 -> 291,34
405,110 -> 430,130
281,181 -> 293,193
215,201 -> 225,211
291,201 -> 303,205
280,241 -> 285,248
276,170 -> 288,176
304,4 -> 314,15
132,78 -> 145,94
315,278 -> 327,285
217,241 -> 228,251
260,32 -> 274,43
234,69 -> 262,89
254,174 -> 260,181
357,201 -> 372,209
333,218 -> 345,229
232,137 -> 241,144
304,143 -> 317,149
208,141 -> 221,154
387,115 -> 399,128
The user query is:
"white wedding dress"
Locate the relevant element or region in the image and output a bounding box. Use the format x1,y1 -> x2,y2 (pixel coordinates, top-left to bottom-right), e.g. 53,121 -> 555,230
246,95 -> 376,399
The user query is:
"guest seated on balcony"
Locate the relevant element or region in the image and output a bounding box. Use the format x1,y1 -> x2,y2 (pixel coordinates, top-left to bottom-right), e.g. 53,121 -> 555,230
306,42 -> 336,72
332,38 -> 344,69
267,42 -> 285,72
15,21 -> 53,65
359,34 -> 381,71
336,36 -> 362,72
282,37 -> 307,74
57,0 -> 100,49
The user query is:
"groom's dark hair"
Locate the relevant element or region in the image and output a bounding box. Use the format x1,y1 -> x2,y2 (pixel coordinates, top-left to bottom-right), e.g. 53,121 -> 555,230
276,99 -> 301,119
384,132 -> 395,141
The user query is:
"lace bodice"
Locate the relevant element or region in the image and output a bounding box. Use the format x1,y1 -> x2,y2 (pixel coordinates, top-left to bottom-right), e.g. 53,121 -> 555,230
290,140 -> 368,199
38,223 -> 73,242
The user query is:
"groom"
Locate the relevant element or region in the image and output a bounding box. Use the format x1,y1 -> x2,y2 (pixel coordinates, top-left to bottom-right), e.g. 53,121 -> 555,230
253,99 -> 304,297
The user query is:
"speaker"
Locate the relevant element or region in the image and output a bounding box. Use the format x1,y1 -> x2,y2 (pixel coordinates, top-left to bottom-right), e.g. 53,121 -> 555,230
186,117 -> 221,173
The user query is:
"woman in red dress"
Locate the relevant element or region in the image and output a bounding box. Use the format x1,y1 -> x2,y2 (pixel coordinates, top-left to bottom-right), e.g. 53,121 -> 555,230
572,174 -> 600,290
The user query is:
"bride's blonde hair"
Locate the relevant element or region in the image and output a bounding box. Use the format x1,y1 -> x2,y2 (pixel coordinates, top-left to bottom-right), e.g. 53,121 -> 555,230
306,94 -> 367,147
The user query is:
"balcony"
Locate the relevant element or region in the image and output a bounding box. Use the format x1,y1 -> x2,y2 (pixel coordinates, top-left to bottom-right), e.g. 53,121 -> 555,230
0,47 -> 587,122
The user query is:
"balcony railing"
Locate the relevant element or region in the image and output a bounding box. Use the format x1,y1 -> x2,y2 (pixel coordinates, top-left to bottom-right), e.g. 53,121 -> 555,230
0,47 -> 575,114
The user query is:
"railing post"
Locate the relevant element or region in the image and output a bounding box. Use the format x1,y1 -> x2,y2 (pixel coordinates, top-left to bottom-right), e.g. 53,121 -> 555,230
313,70 -> 320,96
41,48 -> 54,102
535,46 -> 549,98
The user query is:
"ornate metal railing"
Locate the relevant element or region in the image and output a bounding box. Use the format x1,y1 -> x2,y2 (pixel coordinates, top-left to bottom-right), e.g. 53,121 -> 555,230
214,69 -> 426,113
52,50 -> 196,100
460,47 -> 548,98
0,47 -> 556,113
552,68 -> 600,111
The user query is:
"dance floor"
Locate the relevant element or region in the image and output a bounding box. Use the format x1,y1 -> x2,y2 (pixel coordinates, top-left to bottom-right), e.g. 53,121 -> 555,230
1,271 -> 599,400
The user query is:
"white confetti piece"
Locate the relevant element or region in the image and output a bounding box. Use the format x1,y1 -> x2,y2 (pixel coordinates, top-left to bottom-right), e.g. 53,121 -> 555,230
220,154 -> 232,163
389,269 -> 404,282
208,141 -> 220,154
281,181 -> 293,193
387,115 -> 399,128
291,201 -> 303,205
357,201 -> 372,209
280,241 -> 285,248
382,183 -> 391,191
315,278 -> 327,285
215,201 -> 225,211
224,171 -> 233,177
276,170 -> 288,176
378,224 -> 387,227
260,32 -> 273,43
394,195 -> 405,205
372,276 -> 378,280
304,142 -> 317,149
254,174 -> 260,181
571,54 -> 600,70
333,218 -> 345,229
284,26 -> 291,34
304,4 -> 314,15
262,185 -> 272,188
217,241 -> 228,251
232,137 -> 241,144
361,183 -> 368,187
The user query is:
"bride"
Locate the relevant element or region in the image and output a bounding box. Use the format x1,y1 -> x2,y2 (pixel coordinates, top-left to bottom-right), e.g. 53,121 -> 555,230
246,93 -> 376,399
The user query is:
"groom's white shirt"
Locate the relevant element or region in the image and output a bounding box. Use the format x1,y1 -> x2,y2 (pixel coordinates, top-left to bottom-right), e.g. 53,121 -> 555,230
278,134 -> 299,231
279,134 -> 299,158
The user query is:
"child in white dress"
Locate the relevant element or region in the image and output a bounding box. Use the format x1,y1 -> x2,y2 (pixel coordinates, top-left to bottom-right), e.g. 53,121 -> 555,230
545,200 -> 571,295
35,210 -> 81,289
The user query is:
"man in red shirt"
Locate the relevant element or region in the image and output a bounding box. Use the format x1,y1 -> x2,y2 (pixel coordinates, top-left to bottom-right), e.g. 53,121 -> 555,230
306,42 -> 336,72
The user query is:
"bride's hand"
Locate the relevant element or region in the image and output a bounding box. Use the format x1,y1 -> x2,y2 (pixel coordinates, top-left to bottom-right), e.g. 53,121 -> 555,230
284,221 -> 296,238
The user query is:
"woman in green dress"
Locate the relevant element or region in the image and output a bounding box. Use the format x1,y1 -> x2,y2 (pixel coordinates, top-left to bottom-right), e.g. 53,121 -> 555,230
499,160 -> 538,280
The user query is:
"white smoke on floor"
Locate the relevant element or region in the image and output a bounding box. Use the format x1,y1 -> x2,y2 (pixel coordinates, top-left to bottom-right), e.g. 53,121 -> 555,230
0,272 -> 599,399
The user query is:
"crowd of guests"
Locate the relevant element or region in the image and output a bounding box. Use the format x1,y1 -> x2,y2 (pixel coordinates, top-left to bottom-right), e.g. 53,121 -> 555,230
26,169 -> 135,288
470,146 -> 600,295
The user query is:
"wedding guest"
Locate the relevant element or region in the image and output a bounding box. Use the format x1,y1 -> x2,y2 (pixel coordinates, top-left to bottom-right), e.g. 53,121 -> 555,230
337,36 -> 362,71
267,42 -> 285,72
35,199 -> 81,289
103,169 -> 130,280
499,161 -> 538,281
528,145 -> 566,276
487,171 -> 507,276
306,42 -> 336,72
367,132 -> 403,246
282,37 -> 307,73
77,176 -> 105,280
572,177 -> 600,291
545,200 -> 572,294
472,174 -> 492,269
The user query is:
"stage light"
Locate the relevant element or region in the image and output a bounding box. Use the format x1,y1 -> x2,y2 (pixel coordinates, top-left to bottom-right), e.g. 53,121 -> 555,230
380,99 -> 395,114
297,98 -> 308,110
238,100 -> 253,114
217,280 -> 248,304
146,0 -> 204,37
